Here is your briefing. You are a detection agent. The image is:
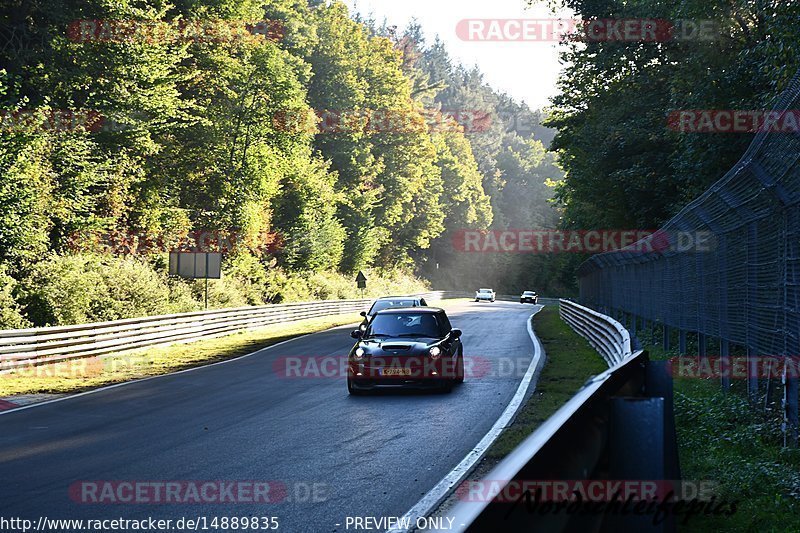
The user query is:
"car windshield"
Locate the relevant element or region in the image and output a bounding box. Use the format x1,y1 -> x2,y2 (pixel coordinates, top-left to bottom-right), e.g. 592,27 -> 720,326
523,292 -> 535,296
366,313 -> 443,338
368,299 -> 417,316
478,289 -> 492,293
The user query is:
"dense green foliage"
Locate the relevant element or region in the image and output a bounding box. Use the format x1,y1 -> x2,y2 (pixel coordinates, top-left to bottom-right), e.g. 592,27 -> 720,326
543,0 -> 800,230
0,0 -> 561,326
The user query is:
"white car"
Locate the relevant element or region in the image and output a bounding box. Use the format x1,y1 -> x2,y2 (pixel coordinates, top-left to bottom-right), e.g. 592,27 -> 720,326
475,288 -> 495,302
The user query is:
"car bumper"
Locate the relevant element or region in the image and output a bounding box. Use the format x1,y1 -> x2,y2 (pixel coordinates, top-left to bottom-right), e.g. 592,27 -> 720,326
348,357 -> 459,387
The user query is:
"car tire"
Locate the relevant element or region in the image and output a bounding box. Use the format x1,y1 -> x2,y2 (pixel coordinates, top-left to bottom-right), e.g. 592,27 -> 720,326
440,379 -> 454,393
347,379 -> 366,396
455,353 -> 465,384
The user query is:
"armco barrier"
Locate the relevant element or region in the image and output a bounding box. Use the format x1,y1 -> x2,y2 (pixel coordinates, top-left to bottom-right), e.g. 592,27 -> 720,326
0,292 -> 446,371
560,299 -> 632,367
439,302 -> 679,532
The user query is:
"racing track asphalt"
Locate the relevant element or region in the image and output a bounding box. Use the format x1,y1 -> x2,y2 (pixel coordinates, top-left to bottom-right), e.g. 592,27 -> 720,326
0,300 -> 542,532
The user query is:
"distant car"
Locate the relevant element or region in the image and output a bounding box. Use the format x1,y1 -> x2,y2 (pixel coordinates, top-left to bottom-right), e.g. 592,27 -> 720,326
520,291 -> 538,304
358,296 -> 428,332
347,307 -> 464,394
475,288 -> 495,302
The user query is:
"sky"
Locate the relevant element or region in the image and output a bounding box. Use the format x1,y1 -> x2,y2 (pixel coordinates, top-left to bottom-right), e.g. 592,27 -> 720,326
349,0 -> 573,110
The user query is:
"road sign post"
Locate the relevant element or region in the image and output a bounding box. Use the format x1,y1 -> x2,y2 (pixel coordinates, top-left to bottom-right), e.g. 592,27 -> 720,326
355,271 -> 367,299
169,252 -> 222,309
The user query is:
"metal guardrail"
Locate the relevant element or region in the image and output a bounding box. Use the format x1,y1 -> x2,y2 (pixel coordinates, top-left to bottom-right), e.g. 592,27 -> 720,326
0,291 -> 446,371
559,299 -> 632,367
441,302 -> 678,532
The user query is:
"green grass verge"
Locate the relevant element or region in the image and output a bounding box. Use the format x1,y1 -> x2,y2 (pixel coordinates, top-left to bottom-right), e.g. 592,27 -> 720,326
644,343 -> 800,532
486,305 -> 608,458
0,313 -> 361,397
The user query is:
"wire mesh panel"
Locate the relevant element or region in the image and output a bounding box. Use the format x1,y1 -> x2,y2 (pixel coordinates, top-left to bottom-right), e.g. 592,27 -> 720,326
578,69 -> 800,444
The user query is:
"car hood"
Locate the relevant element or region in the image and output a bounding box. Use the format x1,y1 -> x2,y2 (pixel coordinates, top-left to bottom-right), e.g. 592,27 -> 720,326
358,337 -> 440,352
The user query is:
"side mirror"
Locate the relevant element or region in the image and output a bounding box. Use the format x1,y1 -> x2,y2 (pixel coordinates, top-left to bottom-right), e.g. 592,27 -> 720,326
360,311 -> 367,317
451,328 -> 462,339
351,329 -> 363,339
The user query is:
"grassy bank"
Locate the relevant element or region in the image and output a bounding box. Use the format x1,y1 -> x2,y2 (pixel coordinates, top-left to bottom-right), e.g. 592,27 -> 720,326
0,313 -> 360,397
487,305 -> 608,458
644,344 -> 800,532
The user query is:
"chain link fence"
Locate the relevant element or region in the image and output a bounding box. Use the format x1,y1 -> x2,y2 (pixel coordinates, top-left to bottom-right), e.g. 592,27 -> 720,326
577,70 -> 800,445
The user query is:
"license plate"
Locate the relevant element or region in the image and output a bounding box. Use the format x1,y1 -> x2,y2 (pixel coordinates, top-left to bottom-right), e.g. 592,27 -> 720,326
381,368 -> 412,376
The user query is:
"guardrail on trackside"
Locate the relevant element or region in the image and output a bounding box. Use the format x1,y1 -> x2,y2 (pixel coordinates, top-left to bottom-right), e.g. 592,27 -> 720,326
441,301 -> 679,532
559,299 -> 632,367
0,291 -> 447,371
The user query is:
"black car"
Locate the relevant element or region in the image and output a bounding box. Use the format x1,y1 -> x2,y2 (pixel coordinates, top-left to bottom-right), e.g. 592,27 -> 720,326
347,307 -> 463,394
520,291 -> 538,304
357,296 -> 428,332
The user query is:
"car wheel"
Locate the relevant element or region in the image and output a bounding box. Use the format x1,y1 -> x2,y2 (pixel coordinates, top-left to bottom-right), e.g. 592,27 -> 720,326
455,353 -> 465,384
347,379 -> 366,396
440,378 -> 454,393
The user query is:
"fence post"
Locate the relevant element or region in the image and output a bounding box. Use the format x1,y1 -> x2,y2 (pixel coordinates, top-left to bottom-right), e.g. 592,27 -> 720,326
697,333 -> 707,358
678,330 -> 687,356
747,346 -> 759,402
786,374 -> 799,447
663,325 -> 671,351
720,339 -> 731,390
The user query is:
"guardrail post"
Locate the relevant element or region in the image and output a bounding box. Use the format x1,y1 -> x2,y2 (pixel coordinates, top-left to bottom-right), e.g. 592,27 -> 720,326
645,360 -> 681,481
609,397 -> 673,532
678,330 -> 687,355
720,340 -> 731,390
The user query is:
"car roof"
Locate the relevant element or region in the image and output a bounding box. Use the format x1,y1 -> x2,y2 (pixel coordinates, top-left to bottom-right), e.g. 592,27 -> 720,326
375,307 -> 443,315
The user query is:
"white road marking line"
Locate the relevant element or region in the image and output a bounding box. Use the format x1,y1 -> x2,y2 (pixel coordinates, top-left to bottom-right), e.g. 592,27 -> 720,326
386,306 -> 545,533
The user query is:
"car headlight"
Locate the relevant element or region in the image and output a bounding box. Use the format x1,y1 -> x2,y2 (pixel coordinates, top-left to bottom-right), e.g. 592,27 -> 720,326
354,347 -> 366,360
429,346 -> 441,359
